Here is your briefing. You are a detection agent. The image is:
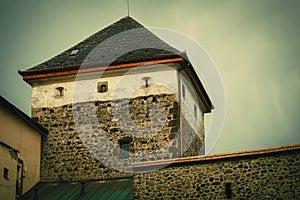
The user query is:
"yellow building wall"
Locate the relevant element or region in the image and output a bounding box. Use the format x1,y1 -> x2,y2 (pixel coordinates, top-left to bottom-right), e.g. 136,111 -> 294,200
0,145 -> 17,200
0,104 -> 42,199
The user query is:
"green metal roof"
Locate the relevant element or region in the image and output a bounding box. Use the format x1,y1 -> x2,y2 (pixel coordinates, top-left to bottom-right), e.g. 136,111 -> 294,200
19,178 -> 133,200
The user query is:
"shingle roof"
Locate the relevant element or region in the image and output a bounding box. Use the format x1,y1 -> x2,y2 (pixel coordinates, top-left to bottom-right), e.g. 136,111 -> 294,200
19,178 -> 133,200
19,16 -> 181,76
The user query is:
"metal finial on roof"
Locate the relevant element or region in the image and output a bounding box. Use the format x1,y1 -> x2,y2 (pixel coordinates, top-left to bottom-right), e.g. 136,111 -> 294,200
127,0 -> 130,16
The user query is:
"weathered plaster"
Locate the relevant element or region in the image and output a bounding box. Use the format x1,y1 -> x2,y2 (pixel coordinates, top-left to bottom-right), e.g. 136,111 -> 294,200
32,64 -> 179,108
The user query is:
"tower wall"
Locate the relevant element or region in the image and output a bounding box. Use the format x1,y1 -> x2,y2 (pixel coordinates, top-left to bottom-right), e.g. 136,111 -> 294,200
180,71 -> 205,156
33,93 -> 181,181
31,65 -> 205,181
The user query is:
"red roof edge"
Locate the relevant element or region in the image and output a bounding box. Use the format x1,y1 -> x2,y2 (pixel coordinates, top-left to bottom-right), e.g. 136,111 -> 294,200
132,143 -> 300,171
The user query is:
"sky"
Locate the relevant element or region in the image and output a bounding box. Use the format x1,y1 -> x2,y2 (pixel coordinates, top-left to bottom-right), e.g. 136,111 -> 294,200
0,0 -> 299,154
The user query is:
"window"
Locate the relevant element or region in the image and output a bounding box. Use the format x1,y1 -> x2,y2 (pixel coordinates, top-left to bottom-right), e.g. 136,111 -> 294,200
182,84 -> 185,100
70,49 -> 79,56
119,137 -> 132,158
56,87 -> 64,97
142,77 -> 151,87
16,161 -> 23,197
194,104 -> 197,119
120,142 -> 130,158
225,183 -> 232,198
3,167 -> 9,180
97,82 -> 108,93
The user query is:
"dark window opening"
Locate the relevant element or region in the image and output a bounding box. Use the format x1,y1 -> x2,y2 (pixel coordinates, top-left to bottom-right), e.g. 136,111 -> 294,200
56,87 -> 64,97
120,142 -> 130,158
194,104 -> 197,119
119,137 -> 132,158
3,167 -> 9,180
225,183 -> 232,199
100,85 -> 107,92
182,84 -> 185,100
97,82 -> 108,93
16,161 -> 23,197
142,77 -> 151,87
145,80 -> 149,87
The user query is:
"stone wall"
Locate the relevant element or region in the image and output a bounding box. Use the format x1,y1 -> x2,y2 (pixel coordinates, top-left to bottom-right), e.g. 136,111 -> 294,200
133,145 -> 300,199
32,93 -> 203,181
33,103 -> 126,182
182,117 -> 204,157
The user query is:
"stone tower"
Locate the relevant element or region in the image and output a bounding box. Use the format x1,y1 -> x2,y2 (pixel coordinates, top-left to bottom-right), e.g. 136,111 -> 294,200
19,17 -> 212,181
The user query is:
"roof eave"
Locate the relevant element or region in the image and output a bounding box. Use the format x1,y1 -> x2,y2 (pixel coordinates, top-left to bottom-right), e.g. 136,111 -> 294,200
0,95 -> 48,136
179,55 -> 213,113
19,56 -> 184,84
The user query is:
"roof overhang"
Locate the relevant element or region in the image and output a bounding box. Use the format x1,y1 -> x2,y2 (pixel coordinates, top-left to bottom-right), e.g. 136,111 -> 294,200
179,57 -> 213,113
18,57 -> 183,83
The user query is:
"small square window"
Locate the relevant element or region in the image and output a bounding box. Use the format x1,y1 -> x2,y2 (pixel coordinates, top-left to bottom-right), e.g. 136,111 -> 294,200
3,167 -> 9,180
119,137 -> 132,158
97,82 -> 108,93
142,77 -> 151,87
55,87 -> 64,97
70,49 -> 79,55
120,142 -> 130,158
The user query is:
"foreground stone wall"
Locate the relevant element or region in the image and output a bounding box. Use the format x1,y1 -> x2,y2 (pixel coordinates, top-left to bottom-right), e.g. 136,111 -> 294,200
133,146 -> 300,199
33,93 -> 203,181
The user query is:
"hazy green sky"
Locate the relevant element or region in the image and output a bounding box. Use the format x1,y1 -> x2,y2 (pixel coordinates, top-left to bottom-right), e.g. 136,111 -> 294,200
0,0 -> 299,153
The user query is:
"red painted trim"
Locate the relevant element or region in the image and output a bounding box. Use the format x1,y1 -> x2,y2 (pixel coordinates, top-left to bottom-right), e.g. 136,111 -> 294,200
132,144 -> 300,170
21,58 -> 184,81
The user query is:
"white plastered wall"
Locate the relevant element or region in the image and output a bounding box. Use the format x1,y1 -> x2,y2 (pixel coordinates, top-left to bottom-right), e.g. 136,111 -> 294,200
31,64 -> 180,108
179,71 -> 204,133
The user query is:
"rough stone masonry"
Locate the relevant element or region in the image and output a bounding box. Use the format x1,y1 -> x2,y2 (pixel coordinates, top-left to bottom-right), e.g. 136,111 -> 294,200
133,146 -> 300,199
33,93 -> 203,181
